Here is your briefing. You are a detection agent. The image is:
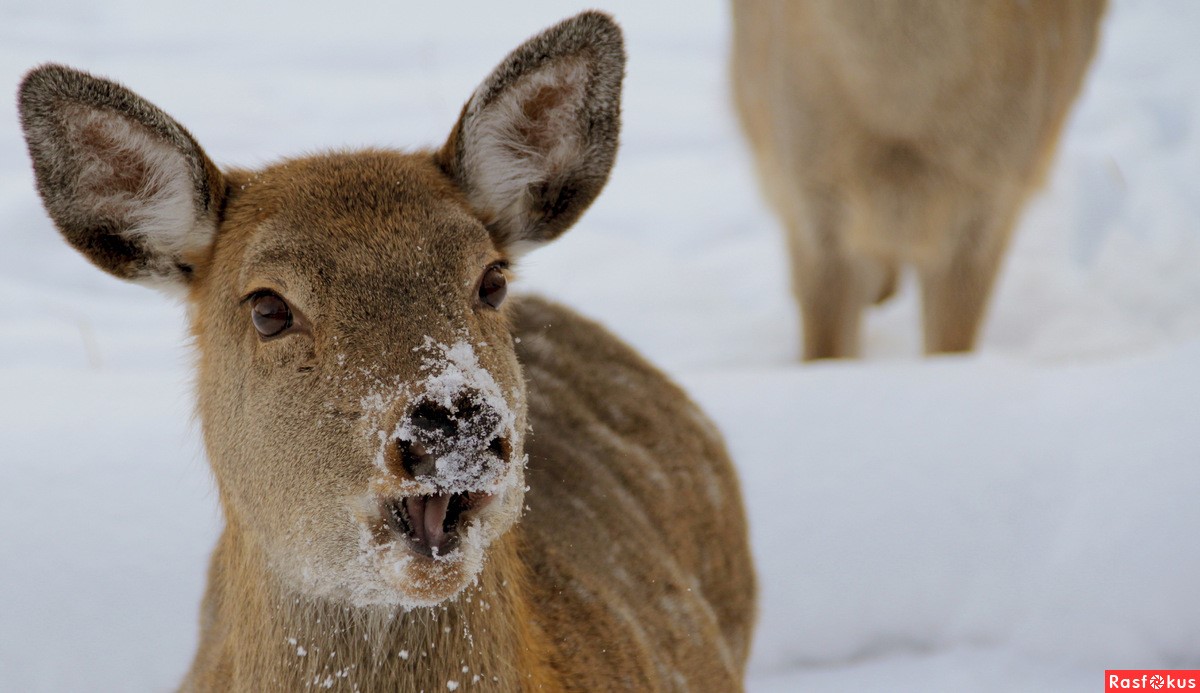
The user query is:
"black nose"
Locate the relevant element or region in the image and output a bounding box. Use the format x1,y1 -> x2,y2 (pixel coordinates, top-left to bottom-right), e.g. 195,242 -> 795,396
395,395 -> 510,482
408,401 -> 457,437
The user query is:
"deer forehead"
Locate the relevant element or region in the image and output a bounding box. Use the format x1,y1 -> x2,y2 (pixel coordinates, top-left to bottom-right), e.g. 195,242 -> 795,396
205,151 -> 503,315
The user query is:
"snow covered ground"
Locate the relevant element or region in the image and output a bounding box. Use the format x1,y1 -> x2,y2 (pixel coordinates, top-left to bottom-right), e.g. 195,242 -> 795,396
2,0 -> 1198,690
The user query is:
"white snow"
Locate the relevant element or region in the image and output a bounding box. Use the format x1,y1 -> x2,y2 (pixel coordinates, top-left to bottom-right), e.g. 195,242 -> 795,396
1,1 -> 1198,691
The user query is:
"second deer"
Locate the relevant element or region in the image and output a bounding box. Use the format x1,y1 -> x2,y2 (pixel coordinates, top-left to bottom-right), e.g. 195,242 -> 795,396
732,0 -> 1107,358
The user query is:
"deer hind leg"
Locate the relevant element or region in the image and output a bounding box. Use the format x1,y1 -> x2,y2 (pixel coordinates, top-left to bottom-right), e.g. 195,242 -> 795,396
787,219 -> 893,360
916,201 -> 1018,354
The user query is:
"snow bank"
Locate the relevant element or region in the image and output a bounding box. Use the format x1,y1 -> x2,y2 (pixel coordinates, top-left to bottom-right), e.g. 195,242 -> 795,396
684,341 -> 1200,679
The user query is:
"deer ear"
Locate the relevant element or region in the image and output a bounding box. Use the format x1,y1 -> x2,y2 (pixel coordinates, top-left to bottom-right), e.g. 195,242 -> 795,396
18,64 -> 225,291
437,11 -> 624,255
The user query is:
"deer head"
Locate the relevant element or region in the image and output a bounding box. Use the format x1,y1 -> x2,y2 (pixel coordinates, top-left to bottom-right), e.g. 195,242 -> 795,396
19,12 -> 624,608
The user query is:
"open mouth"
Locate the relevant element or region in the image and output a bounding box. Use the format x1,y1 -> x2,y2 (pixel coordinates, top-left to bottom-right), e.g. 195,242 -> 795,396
384,491 -> 493,557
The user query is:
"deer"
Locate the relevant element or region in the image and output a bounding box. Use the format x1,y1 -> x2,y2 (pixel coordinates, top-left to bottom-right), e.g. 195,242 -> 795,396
18,12 -> 756,692
731,0 -> 1107,359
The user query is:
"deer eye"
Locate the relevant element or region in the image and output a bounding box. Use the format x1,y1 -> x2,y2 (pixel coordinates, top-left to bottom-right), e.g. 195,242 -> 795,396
479,266 -> 507,309
249,291 -> 293,338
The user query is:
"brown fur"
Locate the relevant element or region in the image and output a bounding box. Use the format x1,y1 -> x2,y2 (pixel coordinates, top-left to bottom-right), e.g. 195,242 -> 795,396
731,0 -> 1107,358
19,12 -> 755,693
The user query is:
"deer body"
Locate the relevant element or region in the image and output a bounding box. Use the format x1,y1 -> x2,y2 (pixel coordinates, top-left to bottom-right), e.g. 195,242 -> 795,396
20,13 -> 754,692
732,0 -> 1106,358
186,291 -> 754,692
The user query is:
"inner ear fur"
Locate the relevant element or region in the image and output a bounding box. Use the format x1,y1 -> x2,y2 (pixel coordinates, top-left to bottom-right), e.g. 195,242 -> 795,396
437,11 -> 625,254
18,64 -> 225,289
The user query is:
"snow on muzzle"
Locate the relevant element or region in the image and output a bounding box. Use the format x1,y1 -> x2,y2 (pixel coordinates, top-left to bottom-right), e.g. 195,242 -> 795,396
378,390 -> 514,556
361,338 -> 521,557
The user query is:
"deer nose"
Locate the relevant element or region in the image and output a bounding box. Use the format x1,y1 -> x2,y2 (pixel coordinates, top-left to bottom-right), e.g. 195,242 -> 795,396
397,439 -> 439,478
393,393 -> 511,483
408,401 -> 458,437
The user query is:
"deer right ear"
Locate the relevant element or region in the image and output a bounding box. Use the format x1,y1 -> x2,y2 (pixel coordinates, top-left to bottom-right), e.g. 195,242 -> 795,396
18,64 -> 225,291
437,12 -> 625,256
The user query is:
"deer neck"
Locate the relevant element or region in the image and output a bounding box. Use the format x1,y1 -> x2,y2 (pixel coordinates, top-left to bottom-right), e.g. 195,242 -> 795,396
204,523 -> 556,692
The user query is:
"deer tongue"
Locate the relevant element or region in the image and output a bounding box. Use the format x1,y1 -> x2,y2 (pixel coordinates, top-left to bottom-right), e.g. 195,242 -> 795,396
405,492 -> 452,554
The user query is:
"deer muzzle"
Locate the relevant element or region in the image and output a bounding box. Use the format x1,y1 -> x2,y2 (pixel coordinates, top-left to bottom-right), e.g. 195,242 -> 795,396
376,390 -> 514,556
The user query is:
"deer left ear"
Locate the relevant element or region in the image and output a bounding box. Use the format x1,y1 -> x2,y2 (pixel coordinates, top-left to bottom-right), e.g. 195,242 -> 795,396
437,11 -> 625,255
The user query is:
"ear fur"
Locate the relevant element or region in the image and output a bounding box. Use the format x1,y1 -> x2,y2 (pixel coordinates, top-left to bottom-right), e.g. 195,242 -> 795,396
437,11 -> 625,254
18,64 -> 225,290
